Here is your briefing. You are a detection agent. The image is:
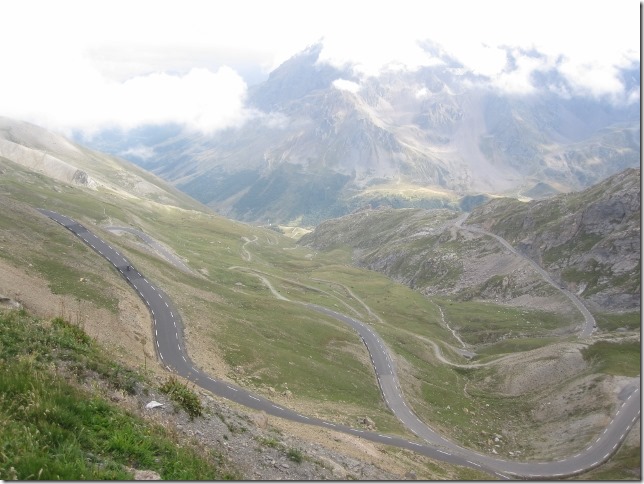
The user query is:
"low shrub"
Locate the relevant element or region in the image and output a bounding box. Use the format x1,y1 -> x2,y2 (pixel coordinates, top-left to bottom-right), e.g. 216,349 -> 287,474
287,448 -> 303,463
159,375 -> 204,420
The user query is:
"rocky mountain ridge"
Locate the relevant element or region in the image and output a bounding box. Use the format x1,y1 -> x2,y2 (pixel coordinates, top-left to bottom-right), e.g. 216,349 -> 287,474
300,168 -> 640,314
0,116 -> 206,212
468,168 -> 640,311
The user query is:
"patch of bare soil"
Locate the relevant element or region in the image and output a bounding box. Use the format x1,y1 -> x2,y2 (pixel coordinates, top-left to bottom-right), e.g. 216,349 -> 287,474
486,342 -> 588,396
475,341 -> 638,459
0,259 -> 158,374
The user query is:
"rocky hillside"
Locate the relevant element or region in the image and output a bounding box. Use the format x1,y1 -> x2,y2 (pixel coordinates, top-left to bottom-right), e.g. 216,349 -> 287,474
300,168 -> 640,314
467,168 -> 640,311
0,117 -> 205,212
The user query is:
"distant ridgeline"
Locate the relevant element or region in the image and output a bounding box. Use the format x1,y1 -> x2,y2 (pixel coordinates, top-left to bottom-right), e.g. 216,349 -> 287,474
79,43 -> 639,225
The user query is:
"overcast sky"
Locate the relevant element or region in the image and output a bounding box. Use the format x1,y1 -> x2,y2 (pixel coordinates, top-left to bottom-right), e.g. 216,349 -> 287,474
0,0 -> 639,136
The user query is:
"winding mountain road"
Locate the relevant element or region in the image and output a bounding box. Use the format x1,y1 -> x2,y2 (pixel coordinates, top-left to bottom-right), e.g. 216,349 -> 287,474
38,209 -> 640,479
456,217 -> 597,337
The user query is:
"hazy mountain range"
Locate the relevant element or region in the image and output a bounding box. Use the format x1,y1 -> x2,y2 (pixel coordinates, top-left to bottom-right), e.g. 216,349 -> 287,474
80,42 -> 640,226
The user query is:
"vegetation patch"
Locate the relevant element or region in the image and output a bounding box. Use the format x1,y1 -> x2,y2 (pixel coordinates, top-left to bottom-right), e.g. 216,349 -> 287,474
256,436 -> 281,449
0,309 -> 238,480
287,447 -> 304,463
593,311 -> 641,332
0,311 -> 139,395
434,298 -> 571,345
581,341 -> 640,376
32,257 -> 118,313
159,375 -> 204,420
476,336 -> 561,357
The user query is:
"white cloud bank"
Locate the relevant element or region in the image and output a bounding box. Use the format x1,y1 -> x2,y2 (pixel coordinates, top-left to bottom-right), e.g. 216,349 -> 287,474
332,79 -> 362,93
2,46 -> 251,136
112,67 -> 250,133
314,0 -> 639,103
0,0 -> 638,136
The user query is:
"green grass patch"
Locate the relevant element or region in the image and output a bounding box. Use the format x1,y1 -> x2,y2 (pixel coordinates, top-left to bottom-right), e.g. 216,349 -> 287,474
256,436 -> 281,449
215,301 -> 384,406
593,311 -> 641,332
0,309 -> 240,480
434,298 -> 572,345
475,336 -> 561,357
0,312 -> 139,395
581,341 -> 640,376
159,375 -> 204,420
286,448 -> 303,463
31,257 -> 119,313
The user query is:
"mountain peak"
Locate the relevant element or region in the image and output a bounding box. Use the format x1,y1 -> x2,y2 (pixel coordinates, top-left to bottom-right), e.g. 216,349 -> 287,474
249,41 -> 354,111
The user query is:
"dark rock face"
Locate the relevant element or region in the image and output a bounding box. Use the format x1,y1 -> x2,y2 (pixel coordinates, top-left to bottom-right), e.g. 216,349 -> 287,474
72,169 -> 91,186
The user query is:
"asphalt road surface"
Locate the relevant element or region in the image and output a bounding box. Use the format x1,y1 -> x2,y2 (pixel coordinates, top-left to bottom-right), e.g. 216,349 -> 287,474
39,209 -> 640,479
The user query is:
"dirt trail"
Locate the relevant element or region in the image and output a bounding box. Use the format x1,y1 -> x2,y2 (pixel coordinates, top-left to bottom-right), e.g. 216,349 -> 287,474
310,278 -> 384,324
240,236 -> 258,262
234,235 -> 515,370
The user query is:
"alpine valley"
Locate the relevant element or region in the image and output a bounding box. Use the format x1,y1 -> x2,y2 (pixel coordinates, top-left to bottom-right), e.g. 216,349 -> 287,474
0,115 -> 639,479
0,37 -> 640,481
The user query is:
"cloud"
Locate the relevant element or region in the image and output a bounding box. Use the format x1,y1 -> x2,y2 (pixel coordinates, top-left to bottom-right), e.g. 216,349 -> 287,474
415,88 -> 430,100
318,34 -> 445,78
487,48 -> 549,95
313,1 -> 639,102
1,52 -> 252,136
118,145 -> 156,161
556,58 -> 632,101
111,67 -> 251,134
489,48 -> 640,103
0,0 -> 637,135
332,79 -> 362,93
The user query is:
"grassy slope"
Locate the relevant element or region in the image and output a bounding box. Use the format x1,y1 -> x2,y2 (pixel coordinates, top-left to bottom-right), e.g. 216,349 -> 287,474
297,201 -> 639,466
0,152 -> 639,474
0,309 -> 238,480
